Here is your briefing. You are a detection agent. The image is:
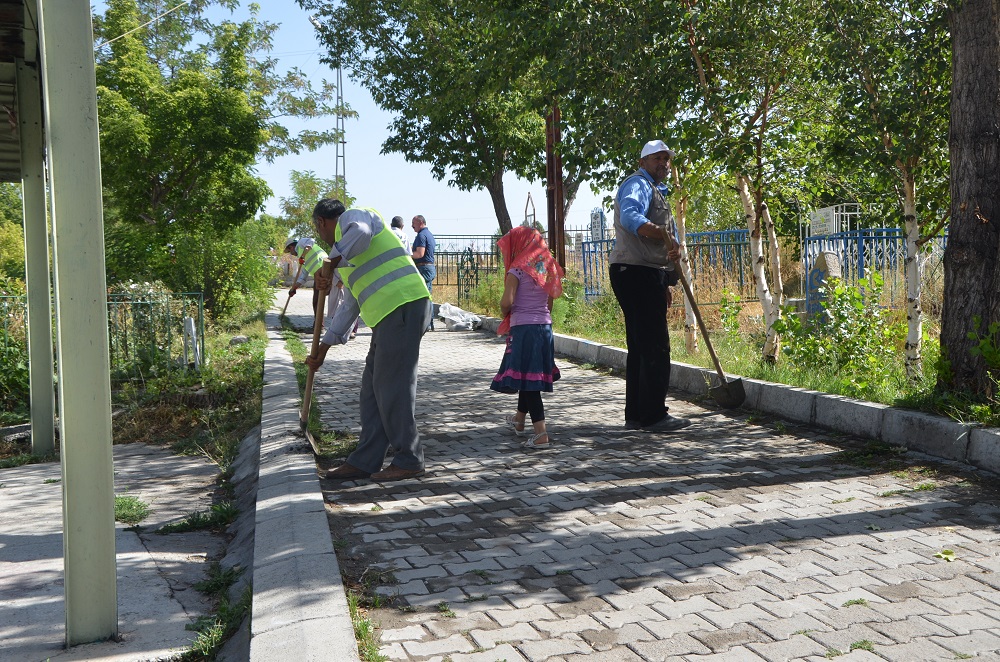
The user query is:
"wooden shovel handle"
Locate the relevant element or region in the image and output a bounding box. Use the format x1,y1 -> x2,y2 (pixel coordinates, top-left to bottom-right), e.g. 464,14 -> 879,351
301,259 -> 334,425
660,227 -> 729,385
281,260 -> 304,317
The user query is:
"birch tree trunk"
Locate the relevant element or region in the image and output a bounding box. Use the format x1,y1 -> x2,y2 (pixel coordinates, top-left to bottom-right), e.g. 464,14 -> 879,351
737,174 -> 780,361
901,172 -> 923,381
672,176 -> 699,353
761,201 -> 785,314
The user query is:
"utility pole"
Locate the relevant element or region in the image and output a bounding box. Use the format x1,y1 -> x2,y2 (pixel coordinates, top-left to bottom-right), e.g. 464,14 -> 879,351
545,104 -> 566,268
309,15 -> 346,196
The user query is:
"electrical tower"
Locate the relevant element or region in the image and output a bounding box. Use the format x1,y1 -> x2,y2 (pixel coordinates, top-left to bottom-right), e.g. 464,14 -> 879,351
334,64 -> 346,191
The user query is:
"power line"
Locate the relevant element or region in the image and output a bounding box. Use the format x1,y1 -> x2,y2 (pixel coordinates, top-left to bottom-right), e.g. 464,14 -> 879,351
96,0 -> 192,49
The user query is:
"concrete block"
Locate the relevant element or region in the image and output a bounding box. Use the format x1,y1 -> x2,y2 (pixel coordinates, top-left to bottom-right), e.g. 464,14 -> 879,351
744,379 -> 817,424
252,551 -> 352,636
576,339 -> 604,364
255,508 -> 335,568
250,617 -> 360,662
881,408 -> 971,461
967,427 -> 1000,475
553,333 -> 580,356
814,394 -> 888,441
670,362 -> 713,396
479,317 -> 501,334
596,344 -> 627,371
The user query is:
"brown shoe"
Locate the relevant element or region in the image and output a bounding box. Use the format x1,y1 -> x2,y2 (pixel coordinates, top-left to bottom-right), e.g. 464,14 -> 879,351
325,462 -> 370,480
370,465 -> 425,482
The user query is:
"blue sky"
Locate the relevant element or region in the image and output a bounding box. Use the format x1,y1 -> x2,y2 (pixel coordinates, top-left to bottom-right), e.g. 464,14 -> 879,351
92,1 -> 610,237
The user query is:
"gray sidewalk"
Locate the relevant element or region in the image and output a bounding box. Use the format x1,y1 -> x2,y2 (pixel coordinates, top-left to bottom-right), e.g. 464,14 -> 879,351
0,443 -> 224,661
285,292 -> 1000,661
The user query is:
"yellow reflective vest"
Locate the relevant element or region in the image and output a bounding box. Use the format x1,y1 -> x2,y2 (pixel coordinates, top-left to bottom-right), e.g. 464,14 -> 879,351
335,208 -> 429,327
296,242 -> 329,277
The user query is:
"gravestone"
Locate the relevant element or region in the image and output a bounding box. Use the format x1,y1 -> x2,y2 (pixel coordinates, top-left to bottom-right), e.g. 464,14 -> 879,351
806,251 -> 841,320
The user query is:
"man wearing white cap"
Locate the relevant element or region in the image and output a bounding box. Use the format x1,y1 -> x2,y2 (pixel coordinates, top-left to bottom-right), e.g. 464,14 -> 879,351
608,139 -> 691,432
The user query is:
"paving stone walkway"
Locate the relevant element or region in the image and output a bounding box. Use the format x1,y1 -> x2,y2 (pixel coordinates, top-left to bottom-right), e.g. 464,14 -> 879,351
305,322 -> 1000,662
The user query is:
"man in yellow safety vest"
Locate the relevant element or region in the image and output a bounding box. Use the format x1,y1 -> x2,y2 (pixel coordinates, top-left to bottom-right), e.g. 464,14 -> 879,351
304,199 -> 432,482
284,236 -> 330,315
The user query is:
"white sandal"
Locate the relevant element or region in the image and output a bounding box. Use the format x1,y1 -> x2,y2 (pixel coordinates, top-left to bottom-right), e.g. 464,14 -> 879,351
505,414 -> 526,437
521,432 -> 549,448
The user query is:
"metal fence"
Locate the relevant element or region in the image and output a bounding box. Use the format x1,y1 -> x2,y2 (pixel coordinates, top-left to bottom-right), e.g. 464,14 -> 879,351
581,229 -> 757,301
803,228 -> 947,303
0,293 -> 205,384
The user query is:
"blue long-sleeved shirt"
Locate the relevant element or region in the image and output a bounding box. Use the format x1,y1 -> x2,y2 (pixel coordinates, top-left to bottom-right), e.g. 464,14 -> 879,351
616,168 -> 676,240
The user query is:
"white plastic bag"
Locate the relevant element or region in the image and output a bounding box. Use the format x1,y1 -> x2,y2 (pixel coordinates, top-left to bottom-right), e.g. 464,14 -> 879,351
437,302 -> 482,331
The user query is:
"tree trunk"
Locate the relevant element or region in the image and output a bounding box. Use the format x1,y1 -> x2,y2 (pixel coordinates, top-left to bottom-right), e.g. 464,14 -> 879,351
941,0 -> 1000,396
737,175 -> 779,362
761,201 -> 785,314
486,169 -> 513,235
901,170 -> 923,381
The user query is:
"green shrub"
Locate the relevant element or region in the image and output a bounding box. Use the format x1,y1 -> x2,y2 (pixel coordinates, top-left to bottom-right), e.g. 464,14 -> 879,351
773,275 -> 902,400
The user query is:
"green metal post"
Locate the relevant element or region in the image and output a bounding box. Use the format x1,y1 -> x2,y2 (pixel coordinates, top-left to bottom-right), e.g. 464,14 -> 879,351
16,54 -> 56,456
37,0 -> 118,644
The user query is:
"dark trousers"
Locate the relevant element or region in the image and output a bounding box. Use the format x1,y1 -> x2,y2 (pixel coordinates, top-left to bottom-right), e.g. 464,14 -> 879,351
609,263 -> 671,426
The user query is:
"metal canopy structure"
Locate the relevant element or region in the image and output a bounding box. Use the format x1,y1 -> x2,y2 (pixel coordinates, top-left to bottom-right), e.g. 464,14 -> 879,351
2,0 -> 119,648
0,0 -> 30,182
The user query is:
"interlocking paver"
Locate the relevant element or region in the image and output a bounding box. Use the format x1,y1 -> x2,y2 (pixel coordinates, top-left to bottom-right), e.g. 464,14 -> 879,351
302,323 -> 1000,661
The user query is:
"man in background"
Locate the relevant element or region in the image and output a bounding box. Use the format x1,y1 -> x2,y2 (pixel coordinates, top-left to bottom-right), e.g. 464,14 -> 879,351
391,215 -> 411,253
411,214 -> 436,331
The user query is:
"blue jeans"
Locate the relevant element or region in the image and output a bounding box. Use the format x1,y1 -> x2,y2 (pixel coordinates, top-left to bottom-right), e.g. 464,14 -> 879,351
416,264 -> 436,329
416,263 -> 436,295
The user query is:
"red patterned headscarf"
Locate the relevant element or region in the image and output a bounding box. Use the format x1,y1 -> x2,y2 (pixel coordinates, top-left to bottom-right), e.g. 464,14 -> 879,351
496,226 -> 564,335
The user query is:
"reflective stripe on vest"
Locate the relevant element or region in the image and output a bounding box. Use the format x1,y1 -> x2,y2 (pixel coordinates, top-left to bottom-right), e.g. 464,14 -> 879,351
335,210 -> 428,327
297,244 -> 329,276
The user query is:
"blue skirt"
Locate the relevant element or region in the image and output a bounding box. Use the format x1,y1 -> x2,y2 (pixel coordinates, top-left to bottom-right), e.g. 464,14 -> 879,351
490,324 -> 561,393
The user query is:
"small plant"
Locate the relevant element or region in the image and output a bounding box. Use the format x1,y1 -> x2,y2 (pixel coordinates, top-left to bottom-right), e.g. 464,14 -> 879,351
348,590 -> 389,662
180,586 -> 252,661
774,421 -> 788,434
842,598 -> 869,607
370,503 -> 383,512
114,494 -> 151,525
471,569 -> 490,579
718,288 -> 743,337
333,538 -> 349,550
157,501 -> 238,534
831,497 -> 855,504
437,602 -> 457,618
825,649 -> 843,658
914,482 -> 937,491
878,489 -> 909,498
850,640 -> 875,652
955,653 -> 974,659
463,595 -> 487,602
43,478 -> 60,484
193,562 -> 243,597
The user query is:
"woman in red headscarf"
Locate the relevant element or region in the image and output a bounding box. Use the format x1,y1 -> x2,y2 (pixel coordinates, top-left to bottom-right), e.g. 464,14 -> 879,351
490,226 -> 565,448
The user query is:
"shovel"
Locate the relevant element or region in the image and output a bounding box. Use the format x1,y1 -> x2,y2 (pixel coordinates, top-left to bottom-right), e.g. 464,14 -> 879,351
280,260 -> 304,318
661,227 -> 746,409
300,259 -> 334,454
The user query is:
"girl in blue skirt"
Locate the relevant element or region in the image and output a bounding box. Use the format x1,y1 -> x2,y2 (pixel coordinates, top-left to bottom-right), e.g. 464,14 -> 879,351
490,226 -> 564,447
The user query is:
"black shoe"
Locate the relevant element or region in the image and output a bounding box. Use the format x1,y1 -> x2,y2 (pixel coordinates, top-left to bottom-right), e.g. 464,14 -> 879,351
624,420 -> 642,430
642,414 -> 691,432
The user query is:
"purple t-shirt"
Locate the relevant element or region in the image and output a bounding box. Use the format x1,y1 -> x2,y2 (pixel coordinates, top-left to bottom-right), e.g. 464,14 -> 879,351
510,268 -> 552,327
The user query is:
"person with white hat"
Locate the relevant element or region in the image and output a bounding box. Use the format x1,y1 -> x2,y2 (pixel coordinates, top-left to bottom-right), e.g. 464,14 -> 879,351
608,139 -> 691,433
284,235 -> 331,316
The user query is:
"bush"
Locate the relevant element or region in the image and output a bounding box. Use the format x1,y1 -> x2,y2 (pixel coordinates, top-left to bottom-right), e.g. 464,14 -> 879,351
773,275 -> 902,400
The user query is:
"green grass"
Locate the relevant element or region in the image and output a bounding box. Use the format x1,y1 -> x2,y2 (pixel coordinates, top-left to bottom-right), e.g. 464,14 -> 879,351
347,590 -> 388,662
157,502 -> 238,534
0,452 -> 57,469
114,494 -> 151,526
842,598 -> 869,607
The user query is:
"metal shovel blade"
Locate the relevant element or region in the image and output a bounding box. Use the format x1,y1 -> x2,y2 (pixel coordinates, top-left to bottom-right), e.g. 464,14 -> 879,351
709,377 -> 746,409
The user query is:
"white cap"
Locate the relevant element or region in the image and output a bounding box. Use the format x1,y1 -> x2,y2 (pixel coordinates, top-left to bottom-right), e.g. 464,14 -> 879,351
640,139 -> 675,159
284,237 -> 297,249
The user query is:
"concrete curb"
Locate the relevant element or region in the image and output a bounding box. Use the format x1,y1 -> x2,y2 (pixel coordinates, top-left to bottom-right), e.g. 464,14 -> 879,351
248,313 -> 360,662
479,316 -> 999,475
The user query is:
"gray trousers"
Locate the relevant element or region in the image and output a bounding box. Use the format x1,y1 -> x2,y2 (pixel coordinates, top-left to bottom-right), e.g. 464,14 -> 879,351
346,297 -> 431,473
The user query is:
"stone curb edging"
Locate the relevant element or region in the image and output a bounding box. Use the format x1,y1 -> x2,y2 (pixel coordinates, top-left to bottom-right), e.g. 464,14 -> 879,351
248,314 -> 361,662
478,316 -> 1000,475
